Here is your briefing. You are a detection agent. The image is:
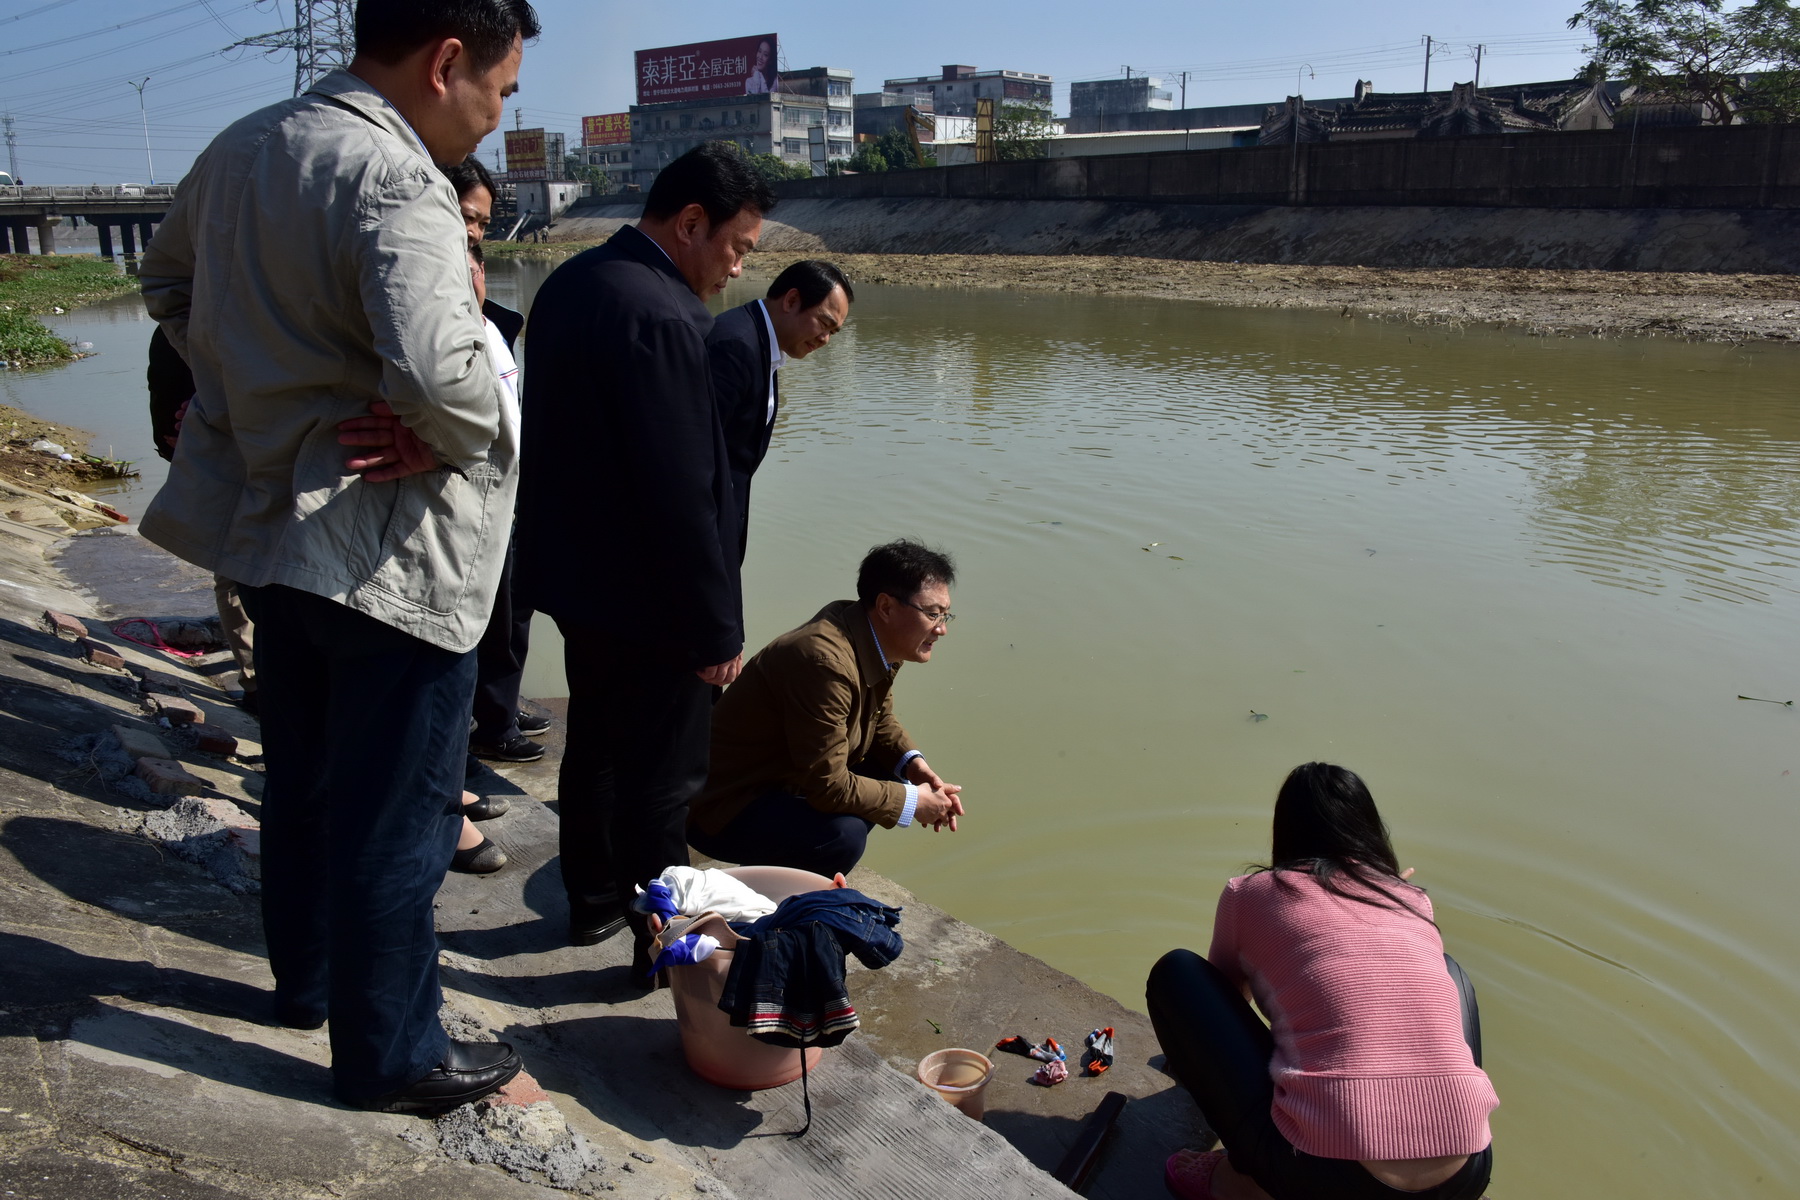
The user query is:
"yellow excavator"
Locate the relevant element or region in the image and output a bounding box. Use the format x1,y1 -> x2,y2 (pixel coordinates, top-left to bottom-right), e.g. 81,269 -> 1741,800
902,105 -> 934,167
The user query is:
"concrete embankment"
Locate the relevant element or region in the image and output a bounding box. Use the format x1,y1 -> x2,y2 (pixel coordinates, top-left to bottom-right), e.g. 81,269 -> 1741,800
554,196 -> 1800,274
1,511 -> 1204,1198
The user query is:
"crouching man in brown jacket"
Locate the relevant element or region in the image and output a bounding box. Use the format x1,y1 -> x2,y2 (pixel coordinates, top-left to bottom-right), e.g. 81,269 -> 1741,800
687,539 -> 966,876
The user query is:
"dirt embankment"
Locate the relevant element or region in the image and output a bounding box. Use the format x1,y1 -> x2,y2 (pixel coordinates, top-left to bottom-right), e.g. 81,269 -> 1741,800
493,229 -> 1800,343
824,255 -> 1800,342
0,403 -> 131,528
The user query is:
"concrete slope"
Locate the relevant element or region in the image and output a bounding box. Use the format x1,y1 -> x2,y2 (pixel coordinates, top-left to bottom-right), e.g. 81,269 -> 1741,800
550,198 -> 1800,273
6,526 -> 1210,1199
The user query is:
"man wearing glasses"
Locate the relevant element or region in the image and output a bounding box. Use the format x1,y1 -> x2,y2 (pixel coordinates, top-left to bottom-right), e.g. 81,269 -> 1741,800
688,539 -> 966,876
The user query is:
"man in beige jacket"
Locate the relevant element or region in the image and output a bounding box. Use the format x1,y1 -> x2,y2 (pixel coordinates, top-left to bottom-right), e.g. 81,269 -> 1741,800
137,0 -> 538,1113
689,539 -> 966,876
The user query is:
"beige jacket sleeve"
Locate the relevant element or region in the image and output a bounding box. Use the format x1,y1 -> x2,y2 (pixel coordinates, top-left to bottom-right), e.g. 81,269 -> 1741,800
776,647 -> 910,828
352,169 -> 499,473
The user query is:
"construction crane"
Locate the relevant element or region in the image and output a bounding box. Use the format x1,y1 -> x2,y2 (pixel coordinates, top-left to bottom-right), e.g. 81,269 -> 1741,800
902,105 -> 935,168
234,0 -> 355,97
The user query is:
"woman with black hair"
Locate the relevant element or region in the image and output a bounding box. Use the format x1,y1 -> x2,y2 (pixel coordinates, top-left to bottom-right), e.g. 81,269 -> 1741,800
1147,763 -> 1498,1200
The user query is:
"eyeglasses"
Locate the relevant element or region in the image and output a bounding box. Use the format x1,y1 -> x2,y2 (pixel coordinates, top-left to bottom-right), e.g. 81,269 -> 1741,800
895,597 -> 955,627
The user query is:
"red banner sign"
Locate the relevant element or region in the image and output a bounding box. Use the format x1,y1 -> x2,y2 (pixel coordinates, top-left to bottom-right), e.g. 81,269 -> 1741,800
505,128 -> 547,179
581,113 -> 631,146
635,34 -> 778,105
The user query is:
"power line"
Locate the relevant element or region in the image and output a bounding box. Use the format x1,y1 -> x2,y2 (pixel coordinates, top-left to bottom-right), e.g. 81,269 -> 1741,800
0,0 -> 81,27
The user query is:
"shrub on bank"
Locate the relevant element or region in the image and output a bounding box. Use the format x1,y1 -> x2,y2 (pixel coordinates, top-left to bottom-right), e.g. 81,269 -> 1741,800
0,254 -> 139,366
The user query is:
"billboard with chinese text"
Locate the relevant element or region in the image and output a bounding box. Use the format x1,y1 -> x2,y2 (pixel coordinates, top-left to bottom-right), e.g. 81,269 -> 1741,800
582,113 -> 631,146
505,128 -> 547,179
635,34 -> 778,105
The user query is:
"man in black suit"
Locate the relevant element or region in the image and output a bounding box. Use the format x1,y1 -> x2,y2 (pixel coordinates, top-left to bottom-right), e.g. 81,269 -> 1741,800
707,260 -> 853,562
514,145 -> 775,983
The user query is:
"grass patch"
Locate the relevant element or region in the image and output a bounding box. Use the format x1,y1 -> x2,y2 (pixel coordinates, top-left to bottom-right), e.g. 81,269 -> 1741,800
483,239 -> 600,261
0,254 -> 138,365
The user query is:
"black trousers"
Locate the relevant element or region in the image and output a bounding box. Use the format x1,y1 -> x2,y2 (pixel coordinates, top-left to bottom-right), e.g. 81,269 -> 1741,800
470,533 -> 534,745
239,585 -> 473,1103
1145,949 -> 1493,1200
687,787 -> 875,877
555,625 -> 710,917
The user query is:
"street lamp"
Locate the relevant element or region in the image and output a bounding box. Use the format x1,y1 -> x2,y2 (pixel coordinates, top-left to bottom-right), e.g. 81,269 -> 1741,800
1292,65 -> 1315,203
127,76 -> 155,185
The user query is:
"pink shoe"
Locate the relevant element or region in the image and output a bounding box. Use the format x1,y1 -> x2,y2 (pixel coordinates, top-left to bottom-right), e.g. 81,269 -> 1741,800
1164,1149 -> 1226,1200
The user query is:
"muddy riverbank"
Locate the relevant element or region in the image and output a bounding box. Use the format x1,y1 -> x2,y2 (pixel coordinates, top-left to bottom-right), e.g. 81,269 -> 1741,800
497,228 -> 1800,342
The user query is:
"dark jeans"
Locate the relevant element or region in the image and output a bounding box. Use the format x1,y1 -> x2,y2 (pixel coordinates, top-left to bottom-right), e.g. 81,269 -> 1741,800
471,533 -> 533,745
556,626 -> 711,918
238,584 -> 475,1103
687,788 -> 875,877
1145,949 -> 1493,1200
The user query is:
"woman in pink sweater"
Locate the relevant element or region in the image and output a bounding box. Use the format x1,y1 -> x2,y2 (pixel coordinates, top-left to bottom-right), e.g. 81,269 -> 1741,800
1147,763 -> 1498,1200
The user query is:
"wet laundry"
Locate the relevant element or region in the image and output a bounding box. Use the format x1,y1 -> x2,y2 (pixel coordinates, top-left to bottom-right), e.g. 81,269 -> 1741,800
647,932 -> 720,977
1083,1026 -> 1115,1076
995,1035 -> 1065,1064
633,865 -> 778,924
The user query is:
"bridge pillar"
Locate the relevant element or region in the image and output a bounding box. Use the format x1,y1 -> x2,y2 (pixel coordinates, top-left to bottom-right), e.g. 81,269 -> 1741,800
119,221 -> 137,259
34,216 -> 57,255
138,218 -> 156,251
0,223 -> 12,253
96,222 -> 114,260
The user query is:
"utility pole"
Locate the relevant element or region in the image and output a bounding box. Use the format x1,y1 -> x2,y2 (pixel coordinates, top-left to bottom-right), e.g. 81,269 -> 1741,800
1472,43 -> 1486,91
1179,70 -> 1190,110
1422,35 -> 1435,93
233,1 -> 355,96
127,77 -> 155,184
515,108 -> 523,131
2,114 -> 18,181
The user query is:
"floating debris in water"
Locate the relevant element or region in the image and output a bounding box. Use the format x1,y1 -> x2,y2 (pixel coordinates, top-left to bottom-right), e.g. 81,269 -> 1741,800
1249,710 -> 1269,722
1737,695 -> 1795,706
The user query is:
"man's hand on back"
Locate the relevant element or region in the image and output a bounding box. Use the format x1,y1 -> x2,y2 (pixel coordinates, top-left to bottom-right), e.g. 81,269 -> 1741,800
337,401 -> 441,482
697,653 -> 743,687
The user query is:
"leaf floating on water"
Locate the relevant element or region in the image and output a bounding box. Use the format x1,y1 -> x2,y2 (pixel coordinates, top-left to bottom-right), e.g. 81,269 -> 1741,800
1365,548 -> 1378,556
1167,555 -> 1184,561
1249,710 -> 1269,722
1737,695 -> 1796,706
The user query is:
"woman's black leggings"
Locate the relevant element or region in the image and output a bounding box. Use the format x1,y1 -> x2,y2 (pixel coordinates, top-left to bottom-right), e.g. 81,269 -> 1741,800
1145,949 -> 1493,1200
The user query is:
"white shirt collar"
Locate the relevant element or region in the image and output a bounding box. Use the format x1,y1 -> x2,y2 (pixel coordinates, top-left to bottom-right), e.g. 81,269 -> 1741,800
755,298 -> 787,374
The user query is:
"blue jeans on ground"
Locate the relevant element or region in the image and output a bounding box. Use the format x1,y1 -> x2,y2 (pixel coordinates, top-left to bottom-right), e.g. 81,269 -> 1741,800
687,788 -> 876,878
239,584 -> 476,1104
1145,948 -> 1493,1200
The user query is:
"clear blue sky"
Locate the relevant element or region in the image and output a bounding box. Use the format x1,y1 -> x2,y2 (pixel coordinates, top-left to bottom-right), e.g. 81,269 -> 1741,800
0,0 -> 1600,184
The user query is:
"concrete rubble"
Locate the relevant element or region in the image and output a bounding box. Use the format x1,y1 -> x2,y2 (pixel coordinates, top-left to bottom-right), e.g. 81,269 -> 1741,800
2,524 -> 1215,1199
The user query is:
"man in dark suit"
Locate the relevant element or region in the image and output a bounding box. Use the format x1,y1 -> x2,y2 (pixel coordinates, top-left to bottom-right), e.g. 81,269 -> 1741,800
707,260 -> 853,562
514,145 -> 775,984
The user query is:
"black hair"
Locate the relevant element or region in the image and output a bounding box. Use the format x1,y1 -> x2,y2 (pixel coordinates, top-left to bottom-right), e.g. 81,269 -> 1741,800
856,538 -> 956,609
442,154 -> 496,201
354,0 -> 541,71
767,259 -> 854,309
1259,762 -> 1431,920
643,142 -> 777,228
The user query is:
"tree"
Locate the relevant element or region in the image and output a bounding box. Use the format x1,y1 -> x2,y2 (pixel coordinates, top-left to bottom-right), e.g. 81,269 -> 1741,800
1569,0 -> 1800,123
847,125 -> 936,173
563,156 -> 615,195
746,151 -> 812,186
994,101 -> 1055,160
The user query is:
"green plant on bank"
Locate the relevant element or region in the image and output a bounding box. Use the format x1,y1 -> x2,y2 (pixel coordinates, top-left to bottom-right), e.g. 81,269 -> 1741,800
746,151 -> 812,186
0,254 -> 137,365
995,102 -> 1056,161
1570,0 -> 1800,123
847,125 -> 939,173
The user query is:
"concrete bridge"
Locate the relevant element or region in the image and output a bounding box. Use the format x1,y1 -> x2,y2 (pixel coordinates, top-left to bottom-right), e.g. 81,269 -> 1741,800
0,185 -> 175,257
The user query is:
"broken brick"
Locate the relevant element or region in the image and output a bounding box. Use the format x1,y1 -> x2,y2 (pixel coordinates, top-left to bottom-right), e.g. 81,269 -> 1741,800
487,1071 -> 550,1108
190,723 -> 238,757
136,669 -> 187,695
135,757 -> 207,796
77,638 -> 125,670
146,693 -> 203,725
43,610 -> 87,639
111,723 -> 171,762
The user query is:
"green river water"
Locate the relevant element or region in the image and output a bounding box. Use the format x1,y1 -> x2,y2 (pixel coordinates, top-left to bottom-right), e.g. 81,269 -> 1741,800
13,261 -> 1800,1198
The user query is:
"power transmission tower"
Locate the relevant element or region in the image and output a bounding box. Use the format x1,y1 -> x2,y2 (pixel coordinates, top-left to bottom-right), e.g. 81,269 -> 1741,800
235,0 -> 355,97
2,114 -> 18,180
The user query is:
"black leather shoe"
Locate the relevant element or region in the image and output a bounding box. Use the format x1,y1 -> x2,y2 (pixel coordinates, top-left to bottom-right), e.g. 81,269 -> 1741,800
451,837 -> 507,874
569,901 -> 629,947
462,793 -> 510,821
358,1040 -> 522,1113
469,735 -> 545,763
